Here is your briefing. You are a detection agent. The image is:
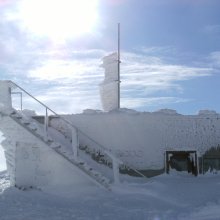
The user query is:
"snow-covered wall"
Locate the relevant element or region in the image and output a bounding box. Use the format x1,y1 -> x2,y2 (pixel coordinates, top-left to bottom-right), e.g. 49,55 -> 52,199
51,109 -> 220,170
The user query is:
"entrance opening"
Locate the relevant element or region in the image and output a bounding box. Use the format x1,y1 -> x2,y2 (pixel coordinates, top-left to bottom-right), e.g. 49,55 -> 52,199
166,150 -> 198,176
200,146 -> 220,174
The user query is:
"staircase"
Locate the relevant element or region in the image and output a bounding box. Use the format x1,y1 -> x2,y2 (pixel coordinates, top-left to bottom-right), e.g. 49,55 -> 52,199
0,80 -> 147,191
9,110 -> 112,190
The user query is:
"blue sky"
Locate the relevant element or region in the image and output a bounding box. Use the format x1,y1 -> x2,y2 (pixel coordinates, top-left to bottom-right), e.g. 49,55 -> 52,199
0,0 -> 220,114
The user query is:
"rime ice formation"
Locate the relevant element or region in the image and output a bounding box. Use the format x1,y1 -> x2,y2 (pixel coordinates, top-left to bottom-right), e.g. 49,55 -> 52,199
0,81 -> 12,112
1,120 -> 100,190
50,109 -> 220,170
0,81 -> 112,190
1,80 -> 220,192
99,52 -> 119,111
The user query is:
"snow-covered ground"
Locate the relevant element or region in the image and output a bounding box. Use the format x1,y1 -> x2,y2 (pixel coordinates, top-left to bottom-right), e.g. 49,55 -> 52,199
1,170 -> 220,220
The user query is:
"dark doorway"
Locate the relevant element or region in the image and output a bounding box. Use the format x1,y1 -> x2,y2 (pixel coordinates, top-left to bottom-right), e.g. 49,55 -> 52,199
166,150 -> 198,176
200,146 -> 220,174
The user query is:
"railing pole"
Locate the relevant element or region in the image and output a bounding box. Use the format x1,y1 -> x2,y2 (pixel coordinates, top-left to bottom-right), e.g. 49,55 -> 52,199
112,157 -> 120,184
72,128 -> 79,161
20,92 -> 23,111
44,107 -> 48,141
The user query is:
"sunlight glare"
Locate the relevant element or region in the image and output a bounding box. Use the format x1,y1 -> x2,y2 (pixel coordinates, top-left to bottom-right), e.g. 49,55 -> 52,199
18,0 -> 99,41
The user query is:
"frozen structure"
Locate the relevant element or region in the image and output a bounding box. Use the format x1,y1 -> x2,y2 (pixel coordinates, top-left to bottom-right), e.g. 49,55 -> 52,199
50,109 -> 220,176
99,53 -> 119,111
1,80 -> 220,191
0,81 -> 12,111
0,81 -> 137,190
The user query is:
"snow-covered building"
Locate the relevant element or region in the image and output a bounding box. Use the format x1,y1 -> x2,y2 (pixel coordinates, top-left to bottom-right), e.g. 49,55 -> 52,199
49,108 -> 220,176
1,79 -> 220,191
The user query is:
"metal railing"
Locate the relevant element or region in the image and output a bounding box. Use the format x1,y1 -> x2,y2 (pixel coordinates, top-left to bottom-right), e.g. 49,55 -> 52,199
8,80 -> 148,181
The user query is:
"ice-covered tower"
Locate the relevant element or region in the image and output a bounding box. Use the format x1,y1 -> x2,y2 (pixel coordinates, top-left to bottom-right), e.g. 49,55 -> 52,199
99,53 -> 119,112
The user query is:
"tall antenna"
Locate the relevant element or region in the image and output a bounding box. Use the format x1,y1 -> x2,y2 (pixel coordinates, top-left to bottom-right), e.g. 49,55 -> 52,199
117,23 -> 121,109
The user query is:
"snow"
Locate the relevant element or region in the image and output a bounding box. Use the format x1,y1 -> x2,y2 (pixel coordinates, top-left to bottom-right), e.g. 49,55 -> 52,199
1,171 -> 220,219
0,114 -> 102,190
50,109 -> 220,171
99,53 -> 119,112
198,110 -> 218,115
155,108 -> 179,115
83,109 -> 103,114
0,133 -> 6,171
1,108 -> 217,219
1,79 -> 220,219
0,81 -> 12,113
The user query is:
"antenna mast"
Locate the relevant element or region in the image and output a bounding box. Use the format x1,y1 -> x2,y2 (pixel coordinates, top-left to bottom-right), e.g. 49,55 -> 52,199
117,23 -> 121,109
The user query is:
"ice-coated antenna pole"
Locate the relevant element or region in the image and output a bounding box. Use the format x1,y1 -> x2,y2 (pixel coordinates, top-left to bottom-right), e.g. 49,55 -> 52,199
117,22 -> 121,109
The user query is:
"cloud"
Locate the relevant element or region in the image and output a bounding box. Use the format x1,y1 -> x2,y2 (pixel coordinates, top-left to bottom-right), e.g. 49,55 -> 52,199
8,48 -> 213,114
0,22 -> 213,113
121,51 -> 212,94
106,0 -> 128,6
121,97 -> 191,110
209,51 -> 220,68
0,3 -> 216,114
0,11 -> 51,79
138,46 -> 177,56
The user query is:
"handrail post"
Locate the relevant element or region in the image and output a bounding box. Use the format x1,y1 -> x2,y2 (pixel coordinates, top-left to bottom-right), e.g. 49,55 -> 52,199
44,107 -> 48,141
112,157 -> 120,184
20,92 -> 23,111
72,128 -> 79,161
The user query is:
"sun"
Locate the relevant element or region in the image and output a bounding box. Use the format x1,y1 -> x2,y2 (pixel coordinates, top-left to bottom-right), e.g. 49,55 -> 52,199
18,0 -> 99,41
